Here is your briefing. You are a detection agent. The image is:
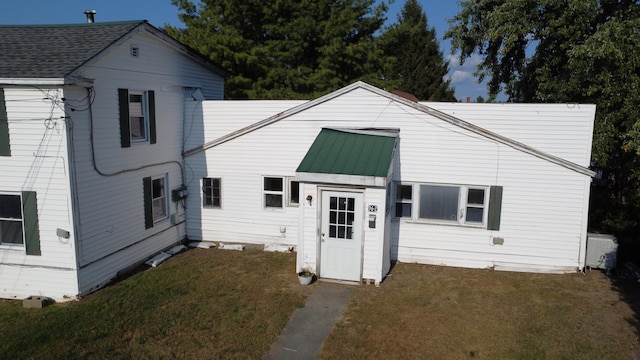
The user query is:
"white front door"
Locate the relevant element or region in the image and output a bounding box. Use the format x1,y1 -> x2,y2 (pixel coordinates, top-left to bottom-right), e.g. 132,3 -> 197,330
320,191 -> 363,282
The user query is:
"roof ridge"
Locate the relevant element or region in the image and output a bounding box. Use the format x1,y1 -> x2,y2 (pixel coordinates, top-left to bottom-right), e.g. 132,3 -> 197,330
0,20 -> 146,28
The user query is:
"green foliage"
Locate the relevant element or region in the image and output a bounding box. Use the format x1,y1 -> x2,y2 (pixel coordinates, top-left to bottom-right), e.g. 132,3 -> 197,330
379,0 -> 456,101
167,0 -> 389,99
446,0 -> 640,234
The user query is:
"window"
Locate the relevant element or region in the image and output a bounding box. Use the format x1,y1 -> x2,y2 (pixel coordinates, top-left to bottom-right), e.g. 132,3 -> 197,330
398,183 -> 502,229
0,88 -> 10,156
465,188 -> 486,224
419,185 -> 460,221
0,192 -> 40,255
263,177 -> 283,208
288,179 -> 299,206
119,89 -> 156,147
203,177 -> 221,208
0,194 -> 23,245
143,175 -> 168,229
395,184 -> 413,217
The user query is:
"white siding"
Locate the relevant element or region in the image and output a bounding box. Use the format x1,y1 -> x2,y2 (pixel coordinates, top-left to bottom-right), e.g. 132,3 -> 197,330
0,87 -> 79,299
191,86 -> 594,276
68,30 -> 223,296
424,102 -> 595,167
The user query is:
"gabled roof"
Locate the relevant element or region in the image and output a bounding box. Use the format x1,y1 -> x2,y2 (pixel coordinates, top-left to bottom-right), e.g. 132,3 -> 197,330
0,21 -> 227,82
183,81 -> 595,177
297,128 -> 398,177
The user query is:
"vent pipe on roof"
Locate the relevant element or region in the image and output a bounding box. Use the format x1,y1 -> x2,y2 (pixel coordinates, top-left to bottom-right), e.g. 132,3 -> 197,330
84,10 -> 96,23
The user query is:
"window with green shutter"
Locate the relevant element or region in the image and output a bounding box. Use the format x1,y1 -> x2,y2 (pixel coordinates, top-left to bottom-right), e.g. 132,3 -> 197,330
0,191 -> 40,256
119,89 -> 156,148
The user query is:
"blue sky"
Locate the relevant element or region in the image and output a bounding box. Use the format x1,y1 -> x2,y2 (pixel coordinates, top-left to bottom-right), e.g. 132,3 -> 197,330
0,0 -> 489,101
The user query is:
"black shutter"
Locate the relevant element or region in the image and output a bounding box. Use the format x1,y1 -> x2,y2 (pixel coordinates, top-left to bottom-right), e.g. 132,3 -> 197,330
22,191 -> 41,256
0,89 -> 10,156
487,186 -> 503,231
143,177 -> 153,229
118,88 -> 131,148
148,90 -> 156,144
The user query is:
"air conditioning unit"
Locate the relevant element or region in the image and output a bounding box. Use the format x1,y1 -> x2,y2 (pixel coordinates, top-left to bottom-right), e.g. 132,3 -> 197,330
586,233 -> 617,272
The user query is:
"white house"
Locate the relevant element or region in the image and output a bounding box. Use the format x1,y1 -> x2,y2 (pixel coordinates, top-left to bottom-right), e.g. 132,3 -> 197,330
0,20 -> 226,300
183,82 -> 596,285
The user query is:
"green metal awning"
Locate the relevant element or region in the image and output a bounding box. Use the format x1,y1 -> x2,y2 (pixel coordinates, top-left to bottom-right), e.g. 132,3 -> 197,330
296,128 -> 398,187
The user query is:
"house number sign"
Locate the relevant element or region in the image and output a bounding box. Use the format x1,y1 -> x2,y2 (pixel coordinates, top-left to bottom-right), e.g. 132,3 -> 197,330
368,205 -> 378,212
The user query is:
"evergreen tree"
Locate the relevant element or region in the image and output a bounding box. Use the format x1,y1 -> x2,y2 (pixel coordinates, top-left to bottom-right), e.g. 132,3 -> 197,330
379,0 -> 455,101
167,0 -> 388,99
446,0 -> 640,236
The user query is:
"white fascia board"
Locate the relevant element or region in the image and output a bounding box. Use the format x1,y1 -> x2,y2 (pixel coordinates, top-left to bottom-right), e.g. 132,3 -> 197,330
0,78 -> 65,86
296,172 -> 388,187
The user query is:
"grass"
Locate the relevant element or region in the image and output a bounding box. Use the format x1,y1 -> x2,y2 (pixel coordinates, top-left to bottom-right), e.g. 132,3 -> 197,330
0,247 -> 313,360
1,249 -> 639,359
320,263 -> 640,359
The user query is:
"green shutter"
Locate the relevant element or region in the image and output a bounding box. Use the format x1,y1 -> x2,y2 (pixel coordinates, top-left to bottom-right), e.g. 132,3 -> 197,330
148,90 -> 156,144
0,88 -> 10,156
143,177 -> 153,229
118,88 -> 131,148
22,191 -> 41,256
487,186 -> 503,231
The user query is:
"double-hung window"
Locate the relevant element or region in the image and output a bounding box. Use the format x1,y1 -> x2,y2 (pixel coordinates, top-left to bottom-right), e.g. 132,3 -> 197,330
203,177 -> 221,208
143,175 -> 168,229
263,177 -> 284,208
395,184 -> 413,217
0,192 -> 41,255
119,89 -> 156,147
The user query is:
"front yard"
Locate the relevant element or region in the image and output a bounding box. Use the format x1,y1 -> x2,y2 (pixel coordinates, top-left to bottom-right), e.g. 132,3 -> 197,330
0,247 -> 638,359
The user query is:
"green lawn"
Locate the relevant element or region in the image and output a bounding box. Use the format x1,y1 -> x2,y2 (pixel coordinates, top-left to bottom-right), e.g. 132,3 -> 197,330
0,248 -> 313,359
1,248 -> 638,359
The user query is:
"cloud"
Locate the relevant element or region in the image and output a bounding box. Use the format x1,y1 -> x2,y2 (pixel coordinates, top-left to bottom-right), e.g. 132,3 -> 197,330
448,70 -> 475,84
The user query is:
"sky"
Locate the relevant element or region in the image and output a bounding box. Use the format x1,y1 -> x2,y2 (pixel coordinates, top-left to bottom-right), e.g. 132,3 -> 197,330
0,0 -> 491,101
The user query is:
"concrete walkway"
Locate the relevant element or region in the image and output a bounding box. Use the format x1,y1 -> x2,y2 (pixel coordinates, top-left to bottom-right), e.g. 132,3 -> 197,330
264,282 -> 354,360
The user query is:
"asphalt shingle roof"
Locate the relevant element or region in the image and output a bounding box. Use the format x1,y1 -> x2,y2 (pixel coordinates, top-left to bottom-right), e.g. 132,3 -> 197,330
0,21 -> 144,79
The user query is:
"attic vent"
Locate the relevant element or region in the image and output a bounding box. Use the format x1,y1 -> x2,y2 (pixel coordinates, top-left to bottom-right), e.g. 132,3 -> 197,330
130,46 -> 140,57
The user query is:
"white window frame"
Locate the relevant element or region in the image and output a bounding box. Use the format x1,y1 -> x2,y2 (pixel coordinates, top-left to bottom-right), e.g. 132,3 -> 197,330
128,90 -> 149,143
263,176 -> 284,209
0,192 -> 24,247
203,177 -> 222,209
151,175 -> 168,223
401,183 -> 489,227
287,178 -> 300,207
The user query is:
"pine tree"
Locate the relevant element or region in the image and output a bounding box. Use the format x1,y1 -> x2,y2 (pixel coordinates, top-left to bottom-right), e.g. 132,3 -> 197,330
379,0 -> 455,101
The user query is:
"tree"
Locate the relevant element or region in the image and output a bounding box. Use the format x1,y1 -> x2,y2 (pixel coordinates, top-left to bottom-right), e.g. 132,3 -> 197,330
379,0 -> 455,101
446,0 -> 640,235
166,0 -> 388,99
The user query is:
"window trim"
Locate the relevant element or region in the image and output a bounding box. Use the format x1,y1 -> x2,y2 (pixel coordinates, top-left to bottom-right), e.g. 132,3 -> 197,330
143,174 -> 168,229
287,178 -> 300,207
151,175 -> 168,223
202,177 -> 222,209
263,176 -> 284,209
0,193 -> 24,247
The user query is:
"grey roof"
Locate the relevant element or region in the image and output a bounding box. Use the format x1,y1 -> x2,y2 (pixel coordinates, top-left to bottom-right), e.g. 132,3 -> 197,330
0,20 -> 228,80
0,21 -> 144,78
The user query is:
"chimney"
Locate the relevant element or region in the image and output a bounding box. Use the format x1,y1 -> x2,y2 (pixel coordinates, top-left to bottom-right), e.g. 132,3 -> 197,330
84,10 -> 96,23
466,96 -> 471,103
